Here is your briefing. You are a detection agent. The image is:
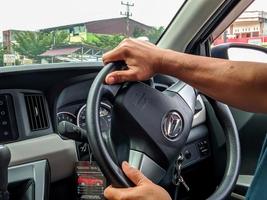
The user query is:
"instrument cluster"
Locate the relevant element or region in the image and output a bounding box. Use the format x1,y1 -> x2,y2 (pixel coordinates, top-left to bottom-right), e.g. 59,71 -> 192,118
57,101 -> 112,133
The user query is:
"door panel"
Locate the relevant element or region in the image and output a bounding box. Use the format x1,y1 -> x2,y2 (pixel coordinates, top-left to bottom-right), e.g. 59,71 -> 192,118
230,108 -> 267,174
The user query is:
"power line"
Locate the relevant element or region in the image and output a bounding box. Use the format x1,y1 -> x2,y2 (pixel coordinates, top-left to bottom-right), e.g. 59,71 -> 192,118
120,1 -> 134,36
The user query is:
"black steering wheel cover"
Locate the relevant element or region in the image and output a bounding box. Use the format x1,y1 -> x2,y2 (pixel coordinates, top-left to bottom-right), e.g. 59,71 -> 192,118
207,99 -> 241,200
86,62 -> 132,187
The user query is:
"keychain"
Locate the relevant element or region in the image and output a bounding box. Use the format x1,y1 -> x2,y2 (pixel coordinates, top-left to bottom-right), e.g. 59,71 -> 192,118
76,146 -> 106,200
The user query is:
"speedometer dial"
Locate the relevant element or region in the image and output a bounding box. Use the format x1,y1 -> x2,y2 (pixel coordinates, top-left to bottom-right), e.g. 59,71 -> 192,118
57,112 -> 76,124
77,104 -> 87,130
99,102 -> 112,134
77,102 -> 112,133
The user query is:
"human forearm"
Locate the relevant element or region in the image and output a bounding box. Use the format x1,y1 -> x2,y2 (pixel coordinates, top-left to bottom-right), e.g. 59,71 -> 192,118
159,50 -> 267,112
103,39 -> 267,113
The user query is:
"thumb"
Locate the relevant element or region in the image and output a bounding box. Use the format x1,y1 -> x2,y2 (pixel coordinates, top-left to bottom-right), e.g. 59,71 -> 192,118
122,161 -> 151,186
105,70 -> 136,84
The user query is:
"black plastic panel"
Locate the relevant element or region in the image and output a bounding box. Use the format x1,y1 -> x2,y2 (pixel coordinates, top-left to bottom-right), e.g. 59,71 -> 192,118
0,94 -> 18,142
182,138 -> 211,168
0,90 -> 54,142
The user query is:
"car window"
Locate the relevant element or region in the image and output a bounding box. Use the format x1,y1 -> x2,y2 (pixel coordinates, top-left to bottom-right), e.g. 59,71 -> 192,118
0,0 -> 185,67
213,0 -> 267,49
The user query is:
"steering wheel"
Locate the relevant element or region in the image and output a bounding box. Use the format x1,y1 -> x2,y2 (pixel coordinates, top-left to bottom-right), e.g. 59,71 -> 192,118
86,62 -> 240,200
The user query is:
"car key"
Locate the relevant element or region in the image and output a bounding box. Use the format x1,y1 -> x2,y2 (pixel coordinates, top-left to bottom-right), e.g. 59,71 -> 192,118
178,175 -> 190,191
172,153 -> 190,192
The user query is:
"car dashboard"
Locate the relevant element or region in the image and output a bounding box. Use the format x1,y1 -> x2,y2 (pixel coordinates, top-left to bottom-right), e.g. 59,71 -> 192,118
0,62 -> 212,200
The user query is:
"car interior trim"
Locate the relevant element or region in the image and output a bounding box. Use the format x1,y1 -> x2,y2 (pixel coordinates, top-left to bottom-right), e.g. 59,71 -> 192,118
8,160 -> 47,200
158,0 -> 225,51
6,134 -> 77,182
0,61 -> 103,75
128,150 -> 166,184
192,95 -> 206,128
236,175 -> 253,188
231,192 -> 246,200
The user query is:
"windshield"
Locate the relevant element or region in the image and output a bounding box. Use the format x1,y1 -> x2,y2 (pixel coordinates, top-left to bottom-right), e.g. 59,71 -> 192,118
0,0 -> 184,67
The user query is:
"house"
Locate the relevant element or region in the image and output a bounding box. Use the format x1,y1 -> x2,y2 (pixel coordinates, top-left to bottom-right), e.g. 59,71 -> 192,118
214,11 -> 267,46
41,17 -> 152,43
228,11 -> 267,38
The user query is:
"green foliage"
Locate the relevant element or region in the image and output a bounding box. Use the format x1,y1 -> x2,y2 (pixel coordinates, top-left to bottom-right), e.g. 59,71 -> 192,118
84,33 -> 125,50
51,31 -> 69,46
132,26 -> 165,43
146,26 -> 165,43
132,27 -> 147,38
83,26 -> 164,51
13,31 -> 68,62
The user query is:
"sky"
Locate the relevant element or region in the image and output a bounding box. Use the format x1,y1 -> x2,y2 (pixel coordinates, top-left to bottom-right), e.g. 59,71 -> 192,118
0,0 -> 266,32
247,0 -> 267,11
0,0 -> 183,31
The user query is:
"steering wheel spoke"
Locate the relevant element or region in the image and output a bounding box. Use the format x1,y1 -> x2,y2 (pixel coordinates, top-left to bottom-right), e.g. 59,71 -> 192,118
128,149 -> 166,183
101,84 -> 121,100
166,82 -> 197,112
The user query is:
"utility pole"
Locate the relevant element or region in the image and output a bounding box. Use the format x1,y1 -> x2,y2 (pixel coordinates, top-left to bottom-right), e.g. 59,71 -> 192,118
120,1 -> 134,37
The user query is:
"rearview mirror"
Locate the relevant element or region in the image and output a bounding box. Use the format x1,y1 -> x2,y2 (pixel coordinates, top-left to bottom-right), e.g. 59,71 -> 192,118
211,43 -> 267,63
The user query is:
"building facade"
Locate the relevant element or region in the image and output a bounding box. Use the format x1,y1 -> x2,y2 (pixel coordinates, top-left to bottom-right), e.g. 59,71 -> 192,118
228,11 -> 267,38
85,17 -> 152,36
3,30 -> 16,53
41,17 -> 152,43
214,11 -> 267,46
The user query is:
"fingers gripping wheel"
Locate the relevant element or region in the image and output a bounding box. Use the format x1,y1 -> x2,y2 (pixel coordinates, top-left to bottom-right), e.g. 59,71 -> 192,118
87,61 -> 131,187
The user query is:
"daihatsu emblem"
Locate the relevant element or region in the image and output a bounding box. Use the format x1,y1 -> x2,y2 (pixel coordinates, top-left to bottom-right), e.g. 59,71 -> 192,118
162,111 -> 183,140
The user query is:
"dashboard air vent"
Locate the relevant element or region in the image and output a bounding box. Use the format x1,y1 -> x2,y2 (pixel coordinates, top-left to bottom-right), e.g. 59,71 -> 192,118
25,94 -> 49,131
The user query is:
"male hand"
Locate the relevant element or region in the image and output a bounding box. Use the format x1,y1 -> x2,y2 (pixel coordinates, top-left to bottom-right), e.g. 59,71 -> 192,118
104,161 -> 172,200
103,38 -> 166,84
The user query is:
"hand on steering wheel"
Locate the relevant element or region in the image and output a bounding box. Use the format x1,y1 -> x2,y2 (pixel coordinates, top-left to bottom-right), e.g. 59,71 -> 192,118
104,161 -> 171,200
103,38 -> 164,84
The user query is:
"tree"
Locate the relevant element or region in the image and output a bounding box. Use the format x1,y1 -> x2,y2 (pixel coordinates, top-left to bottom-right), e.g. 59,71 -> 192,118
146,26 -> 165,43
50,31 -> 70,46
13,31 -> 68,62
83,26 -> 164,51
132,26 -> 165,43
133,27 -> 147,38
84,33 -> 125,51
